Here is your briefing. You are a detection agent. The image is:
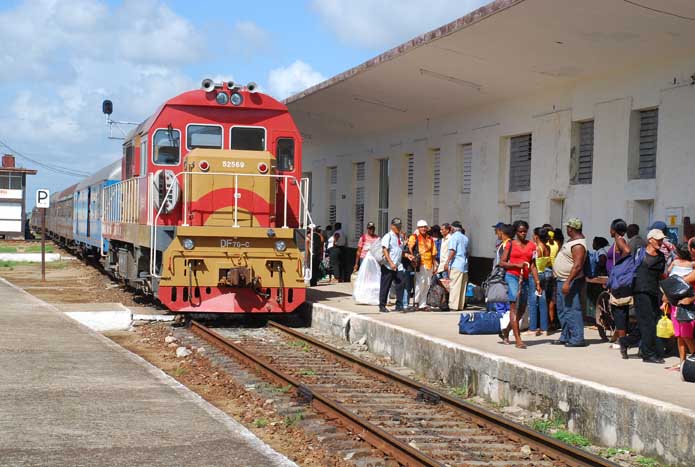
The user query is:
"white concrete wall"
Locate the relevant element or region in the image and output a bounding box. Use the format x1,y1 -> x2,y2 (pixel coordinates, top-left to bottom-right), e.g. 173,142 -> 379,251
299,54 -> 695,257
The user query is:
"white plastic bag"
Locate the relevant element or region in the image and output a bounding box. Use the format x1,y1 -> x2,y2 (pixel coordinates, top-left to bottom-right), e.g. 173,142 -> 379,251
499,310 -> 510,330
352,253 -> 381,305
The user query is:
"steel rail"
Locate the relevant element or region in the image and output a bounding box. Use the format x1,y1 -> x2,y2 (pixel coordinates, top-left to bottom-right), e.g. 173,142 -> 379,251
268,321 -> 620,467
189,320 -> 445,467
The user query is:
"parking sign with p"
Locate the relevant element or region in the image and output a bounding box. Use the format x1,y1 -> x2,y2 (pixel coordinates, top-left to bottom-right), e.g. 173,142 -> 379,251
36,189 -> 50,209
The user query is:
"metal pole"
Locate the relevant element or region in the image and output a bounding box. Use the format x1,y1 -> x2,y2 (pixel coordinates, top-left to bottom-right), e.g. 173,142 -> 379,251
41,207 -> 46,282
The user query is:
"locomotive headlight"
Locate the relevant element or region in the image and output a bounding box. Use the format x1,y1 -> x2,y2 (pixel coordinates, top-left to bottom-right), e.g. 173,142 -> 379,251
274,240 -> 287,252
215,92 -> 229,105
182,238 -> 195,250
230,92 -> 243,106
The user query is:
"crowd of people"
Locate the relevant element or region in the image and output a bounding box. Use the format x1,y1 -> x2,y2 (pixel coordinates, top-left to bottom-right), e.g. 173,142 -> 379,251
308,215 -> 695,371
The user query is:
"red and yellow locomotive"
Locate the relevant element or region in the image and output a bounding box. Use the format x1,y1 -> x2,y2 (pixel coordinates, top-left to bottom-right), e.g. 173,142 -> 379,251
101,80 -> 312,314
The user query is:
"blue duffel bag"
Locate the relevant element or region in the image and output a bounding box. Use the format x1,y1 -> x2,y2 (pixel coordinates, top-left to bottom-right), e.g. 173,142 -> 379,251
458,311 -> 502,335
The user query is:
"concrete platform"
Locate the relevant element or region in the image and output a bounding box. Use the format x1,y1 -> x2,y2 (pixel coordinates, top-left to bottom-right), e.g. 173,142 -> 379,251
0,278 -> 296,467
308,283 -> 695,466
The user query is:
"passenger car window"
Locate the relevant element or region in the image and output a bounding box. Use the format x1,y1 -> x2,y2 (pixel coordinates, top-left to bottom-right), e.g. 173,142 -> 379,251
187,125 -> 223,150
277,138 -> 294,171
230,127 -> 265,151
153,128 -> 181,165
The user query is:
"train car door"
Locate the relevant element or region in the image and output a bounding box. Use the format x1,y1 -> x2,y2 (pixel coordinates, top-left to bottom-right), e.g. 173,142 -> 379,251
86,187 -> 91,238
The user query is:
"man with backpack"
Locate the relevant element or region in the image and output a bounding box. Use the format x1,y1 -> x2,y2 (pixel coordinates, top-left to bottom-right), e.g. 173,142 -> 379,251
552,218 -> 588,347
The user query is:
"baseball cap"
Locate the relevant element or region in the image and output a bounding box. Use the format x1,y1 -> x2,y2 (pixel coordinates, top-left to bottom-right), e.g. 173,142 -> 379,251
491,222 -> 505,229
647,229 -> 666,241
366,221 -> 375,228
416,219 -> 428,228
391,217 -> 402,226
650,221 -> 667,231
564,218 -> 583,230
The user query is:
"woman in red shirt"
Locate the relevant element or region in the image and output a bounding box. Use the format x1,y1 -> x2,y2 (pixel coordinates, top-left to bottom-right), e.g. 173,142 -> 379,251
499,221 -> 542,348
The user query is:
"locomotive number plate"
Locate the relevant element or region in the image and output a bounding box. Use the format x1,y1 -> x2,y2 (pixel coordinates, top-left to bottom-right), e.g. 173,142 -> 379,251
221,239 -> 251,248
222,160 -> 246,168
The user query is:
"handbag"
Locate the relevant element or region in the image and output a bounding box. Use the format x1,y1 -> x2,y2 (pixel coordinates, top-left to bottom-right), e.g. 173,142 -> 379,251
484,242 -> 512,303
656,309 -> 675,339
676,305 -> 695,322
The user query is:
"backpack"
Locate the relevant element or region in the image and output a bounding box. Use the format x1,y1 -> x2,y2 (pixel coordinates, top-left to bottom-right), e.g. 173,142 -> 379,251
369,235 -> 386,264
607,248 -> 646,299
426,274 -> 449,310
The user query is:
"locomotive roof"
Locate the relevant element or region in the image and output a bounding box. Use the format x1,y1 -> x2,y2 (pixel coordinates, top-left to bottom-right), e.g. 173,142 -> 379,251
125,89 -> 288,142
75,159 -> 121,191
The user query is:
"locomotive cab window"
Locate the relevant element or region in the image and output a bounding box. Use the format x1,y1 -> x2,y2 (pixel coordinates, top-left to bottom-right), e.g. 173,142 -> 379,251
187,124 -> 223,150
277,138 -> 295,171
230,126 -> 266,151
153,128 -> 181,165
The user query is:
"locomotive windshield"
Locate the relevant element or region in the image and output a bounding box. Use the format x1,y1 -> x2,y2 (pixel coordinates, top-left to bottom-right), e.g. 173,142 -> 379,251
187,125 -> 223,150
153,128 -> 181,165
230,126 -> 266,151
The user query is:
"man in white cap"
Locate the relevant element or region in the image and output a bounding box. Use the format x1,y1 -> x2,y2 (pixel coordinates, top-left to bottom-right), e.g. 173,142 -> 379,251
407,220 -> 438,310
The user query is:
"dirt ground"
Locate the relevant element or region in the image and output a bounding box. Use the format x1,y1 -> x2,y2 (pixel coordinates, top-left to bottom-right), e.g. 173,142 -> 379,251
0,242 -> 144,306
109,324 -> 352,467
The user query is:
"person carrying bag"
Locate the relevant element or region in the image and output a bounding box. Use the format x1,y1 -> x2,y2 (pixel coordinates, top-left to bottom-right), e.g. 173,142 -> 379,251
484,240 -> 513,303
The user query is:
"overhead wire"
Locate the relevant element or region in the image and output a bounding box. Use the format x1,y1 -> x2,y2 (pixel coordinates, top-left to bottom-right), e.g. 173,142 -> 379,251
0,138 -> 91,177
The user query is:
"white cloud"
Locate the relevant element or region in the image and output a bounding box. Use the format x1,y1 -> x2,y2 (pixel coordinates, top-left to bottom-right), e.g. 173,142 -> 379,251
267,60 -> 327,100
310,0 -> 489,49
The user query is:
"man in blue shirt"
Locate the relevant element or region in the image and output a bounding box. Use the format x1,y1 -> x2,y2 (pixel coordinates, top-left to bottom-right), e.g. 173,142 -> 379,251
444,221 -> 469,310
379,218 -> 406,313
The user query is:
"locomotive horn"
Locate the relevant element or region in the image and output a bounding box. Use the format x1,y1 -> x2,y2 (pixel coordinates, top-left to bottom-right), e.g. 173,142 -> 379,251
247,82 -> 257,93
201,78 -> 215,92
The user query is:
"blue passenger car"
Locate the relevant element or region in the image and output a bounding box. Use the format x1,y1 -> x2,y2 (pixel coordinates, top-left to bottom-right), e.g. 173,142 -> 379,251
73,160 -> 121,256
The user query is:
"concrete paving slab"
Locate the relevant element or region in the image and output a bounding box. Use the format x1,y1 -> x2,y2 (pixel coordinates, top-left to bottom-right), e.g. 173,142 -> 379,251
0,278 -> 296,467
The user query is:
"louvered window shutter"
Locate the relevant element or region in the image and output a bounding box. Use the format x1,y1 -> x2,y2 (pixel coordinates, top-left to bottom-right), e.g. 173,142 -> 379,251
509,135 -> 532,192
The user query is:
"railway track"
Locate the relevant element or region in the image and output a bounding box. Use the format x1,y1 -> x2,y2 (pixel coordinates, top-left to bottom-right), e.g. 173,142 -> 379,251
190,320 -> 619,467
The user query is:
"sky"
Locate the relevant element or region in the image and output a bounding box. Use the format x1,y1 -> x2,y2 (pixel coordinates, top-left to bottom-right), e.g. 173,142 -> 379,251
0,0 -> 488,208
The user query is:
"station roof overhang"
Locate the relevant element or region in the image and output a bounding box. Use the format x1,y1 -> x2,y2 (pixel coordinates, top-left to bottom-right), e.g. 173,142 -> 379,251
286,0 -> 695,141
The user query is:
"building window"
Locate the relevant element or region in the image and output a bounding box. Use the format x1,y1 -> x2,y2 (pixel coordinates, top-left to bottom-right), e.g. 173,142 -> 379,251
460,143 -> 473,194
302,171 -> 312,212
571,120 -> 594,185
511,201 -> 530,226
327,166 -> 337,226
277,138 -> 295,171
0,173 -> 22,190
637,109 -> 658,179
405,153 -> 414,233
431,148 -> 440,225
230,126 -> 266,151
353,162 -> 366,240
187,124 -> 223,150
152,128 -> 181,166
509,134 -> 531,192
377,159 -> 389,235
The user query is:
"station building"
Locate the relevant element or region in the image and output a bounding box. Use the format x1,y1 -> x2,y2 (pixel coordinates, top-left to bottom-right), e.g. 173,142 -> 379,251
0,154 -> 37,239
288,0 -> 695,279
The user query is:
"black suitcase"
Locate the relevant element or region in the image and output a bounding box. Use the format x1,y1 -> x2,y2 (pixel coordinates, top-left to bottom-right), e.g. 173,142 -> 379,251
682,354 -> 695,383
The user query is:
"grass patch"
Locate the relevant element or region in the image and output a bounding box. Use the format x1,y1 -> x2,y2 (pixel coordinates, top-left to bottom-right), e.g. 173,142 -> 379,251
551,430 -> 591,447
288,339 -> 310,352
600,448 -> 630,458
171,366 -> 188,377
0,245 -> 54,253
450,385 -> 469,398
273,384 -> 293,394
284,412 -> 304,426
531,417 -> 565,434
0,259 -> 66,270
636,457 -> 664,467
253,417 -> 269,428
299,369 -> 316,376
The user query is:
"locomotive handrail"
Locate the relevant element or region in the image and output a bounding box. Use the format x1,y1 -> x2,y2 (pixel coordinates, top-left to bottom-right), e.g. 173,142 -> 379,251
148,170 -> 314,279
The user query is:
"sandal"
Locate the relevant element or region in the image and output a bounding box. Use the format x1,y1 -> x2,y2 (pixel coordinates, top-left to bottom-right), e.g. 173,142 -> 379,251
665,363 -> 681,372
515,342 -> 528,349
